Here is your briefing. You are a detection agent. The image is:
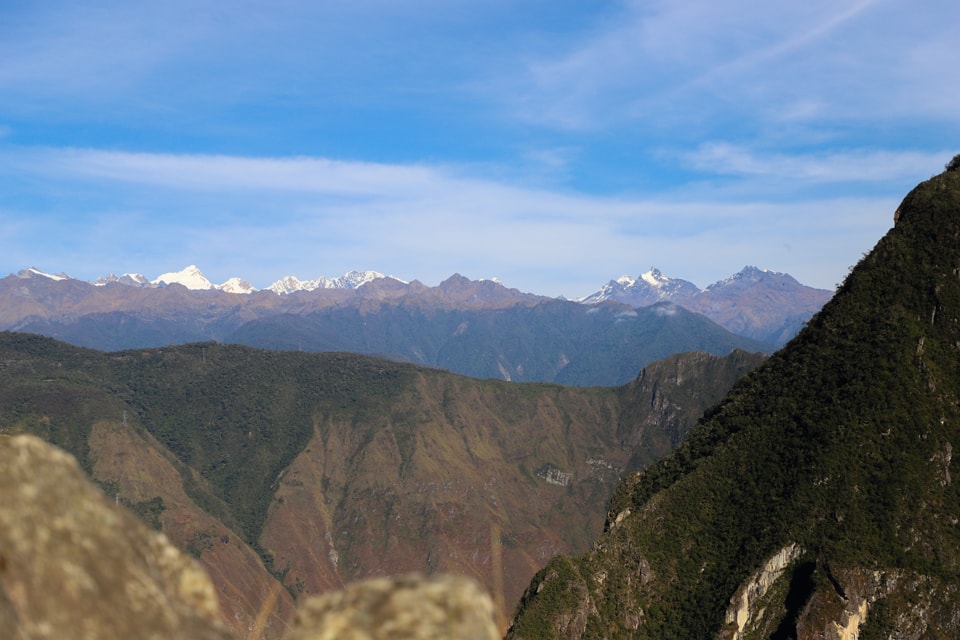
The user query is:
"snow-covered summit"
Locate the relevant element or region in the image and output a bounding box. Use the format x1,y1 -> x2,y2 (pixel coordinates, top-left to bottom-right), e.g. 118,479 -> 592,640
146,266 -> 257,293
266,270 -> 400,294
17,267 -> 70,281
152,265 -> 215,290
95,273 -> 151,287
95,266 -> 258,293
579,267 -> 700,306
218,277 -> 257,294
704,266 -> 793,291
13,264 -> 403,295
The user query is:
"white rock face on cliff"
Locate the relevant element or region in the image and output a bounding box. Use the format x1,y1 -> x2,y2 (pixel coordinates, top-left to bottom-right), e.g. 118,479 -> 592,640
723,543 -> 805,640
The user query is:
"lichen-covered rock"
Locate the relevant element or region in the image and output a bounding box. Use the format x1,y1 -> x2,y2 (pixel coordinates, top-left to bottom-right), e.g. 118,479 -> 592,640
284,573 -> 500,640
0,434 -> 231,640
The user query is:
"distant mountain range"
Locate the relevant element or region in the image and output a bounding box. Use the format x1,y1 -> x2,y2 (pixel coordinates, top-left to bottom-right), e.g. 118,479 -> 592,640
1,269 -> 771,387
579,266 -> 833,345
83,265 -> 400,295
11,263 -> 831,349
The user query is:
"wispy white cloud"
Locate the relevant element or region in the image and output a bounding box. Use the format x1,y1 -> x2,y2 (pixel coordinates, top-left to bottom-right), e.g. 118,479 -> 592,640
683,144 -> 953,183
0,145 -> 910,295
493,0 -> 959,136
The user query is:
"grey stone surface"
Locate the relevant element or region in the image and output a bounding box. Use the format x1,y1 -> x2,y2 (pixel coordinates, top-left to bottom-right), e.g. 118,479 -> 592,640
0,434 -> 231,640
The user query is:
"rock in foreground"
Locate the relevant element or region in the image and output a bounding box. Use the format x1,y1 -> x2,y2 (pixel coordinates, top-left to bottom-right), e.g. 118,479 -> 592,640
0,434 -> 230,640
0,434 -> 501,639
286,573 -> 499,640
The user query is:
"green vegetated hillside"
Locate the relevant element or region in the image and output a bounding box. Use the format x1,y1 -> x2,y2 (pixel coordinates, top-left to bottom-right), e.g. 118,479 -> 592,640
2,271 -> 774,388
226,299 -> 772,387
0,332 -> 763,637
507,166 -> 960,638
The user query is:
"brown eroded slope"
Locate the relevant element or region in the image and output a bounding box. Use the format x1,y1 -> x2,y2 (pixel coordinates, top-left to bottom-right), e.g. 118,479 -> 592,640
259,373 -> 627,619
0,332 -> 763,630
260,351 -> 765,622
86,419 -> 297,639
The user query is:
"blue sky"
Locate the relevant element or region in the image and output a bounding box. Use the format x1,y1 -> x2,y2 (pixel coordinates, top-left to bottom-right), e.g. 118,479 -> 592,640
1,0 -> 957,297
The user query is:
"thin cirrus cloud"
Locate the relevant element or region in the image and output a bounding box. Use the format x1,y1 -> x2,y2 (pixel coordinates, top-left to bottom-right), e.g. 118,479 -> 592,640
496,0 -> 955,133
683,145 -> 952,184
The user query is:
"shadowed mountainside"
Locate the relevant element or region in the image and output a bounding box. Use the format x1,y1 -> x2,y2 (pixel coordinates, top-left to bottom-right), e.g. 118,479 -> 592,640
580,266 -> 833,347
0,272 -> 772,386
506,164 -> 960,638
0,333 -> 763,637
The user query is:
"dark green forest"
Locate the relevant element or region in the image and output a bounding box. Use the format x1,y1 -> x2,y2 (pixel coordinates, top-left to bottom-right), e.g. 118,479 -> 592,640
508,166 -> 960,639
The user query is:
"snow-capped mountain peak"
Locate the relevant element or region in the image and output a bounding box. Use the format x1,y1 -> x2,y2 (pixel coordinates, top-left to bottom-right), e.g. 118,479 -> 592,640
579,267 -> 700,306
266,270 -> 398,294
705,266 -> 793,292
95,273 -> 151,287
219,277 -> 257,294
152,265 -> 215,290
18,267 -> 70,281
266,275 -> 307,295
147,266 -> 258,293
640,268 -> 672,288
331,270 -> 388,289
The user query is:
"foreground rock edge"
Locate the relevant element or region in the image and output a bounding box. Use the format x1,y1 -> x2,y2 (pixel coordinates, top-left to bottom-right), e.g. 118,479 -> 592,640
0,434 -> 499,640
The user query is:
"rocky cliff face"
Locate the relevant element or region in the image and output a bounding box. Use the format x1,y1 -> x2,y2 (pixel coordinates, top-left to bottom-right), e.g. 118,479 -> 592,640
507,166 -> 960,638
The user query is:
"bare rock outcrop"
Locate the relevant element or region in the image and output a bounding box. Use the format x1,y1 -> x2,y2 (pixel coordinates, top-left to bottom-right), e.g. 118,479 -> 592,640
0,434 -> 231,640
286,573 -> 500,640
0,434 -> 502,639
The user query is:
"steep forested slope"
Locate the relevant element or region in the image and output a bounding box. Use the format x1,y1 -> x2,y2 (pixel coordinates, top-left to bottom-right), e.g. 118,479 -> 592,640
508,165 -> 960,639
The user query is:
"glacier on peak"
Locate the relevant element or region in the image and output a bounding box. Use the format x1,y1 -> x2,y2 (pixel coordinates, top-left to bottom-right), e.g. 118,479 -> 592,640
95,273 -> 151,287
152,265 -> 214,290
266,270 -> 401,294
14,264 -> 401,295
640,267 -> 674,288
219,277 -> 257,294
578,267 -> 700,305
579,265 -> 801,305
17,267 -> 70,282
148,266 -> 258,294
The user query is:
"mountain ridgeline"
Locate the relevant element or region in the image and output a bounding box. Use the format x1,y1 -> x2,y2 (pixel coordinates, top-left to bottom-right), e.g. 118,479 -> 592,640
507,167 -> 960,637
0,267 -> 816,386
228,300 -> 769,387
0,332 -> 764,637
580,267 -> 833,346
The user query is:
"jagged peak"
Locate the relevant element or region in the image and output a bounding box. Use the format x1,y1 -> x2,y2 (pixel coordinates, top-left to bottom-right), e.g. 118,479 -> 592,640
640,267 -> 670,287
17,267 -> 70,281
94,273 -> 151,287
704,265 -> 801,291
266,270 -> 402,294
152,265 -> 213,290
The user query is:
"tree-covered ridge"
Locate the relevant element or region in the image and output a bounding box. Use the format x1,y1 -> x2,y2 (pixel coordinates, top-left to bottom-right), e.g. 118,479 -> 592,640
508,168 -> 960,638
0,331 -> 764,632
